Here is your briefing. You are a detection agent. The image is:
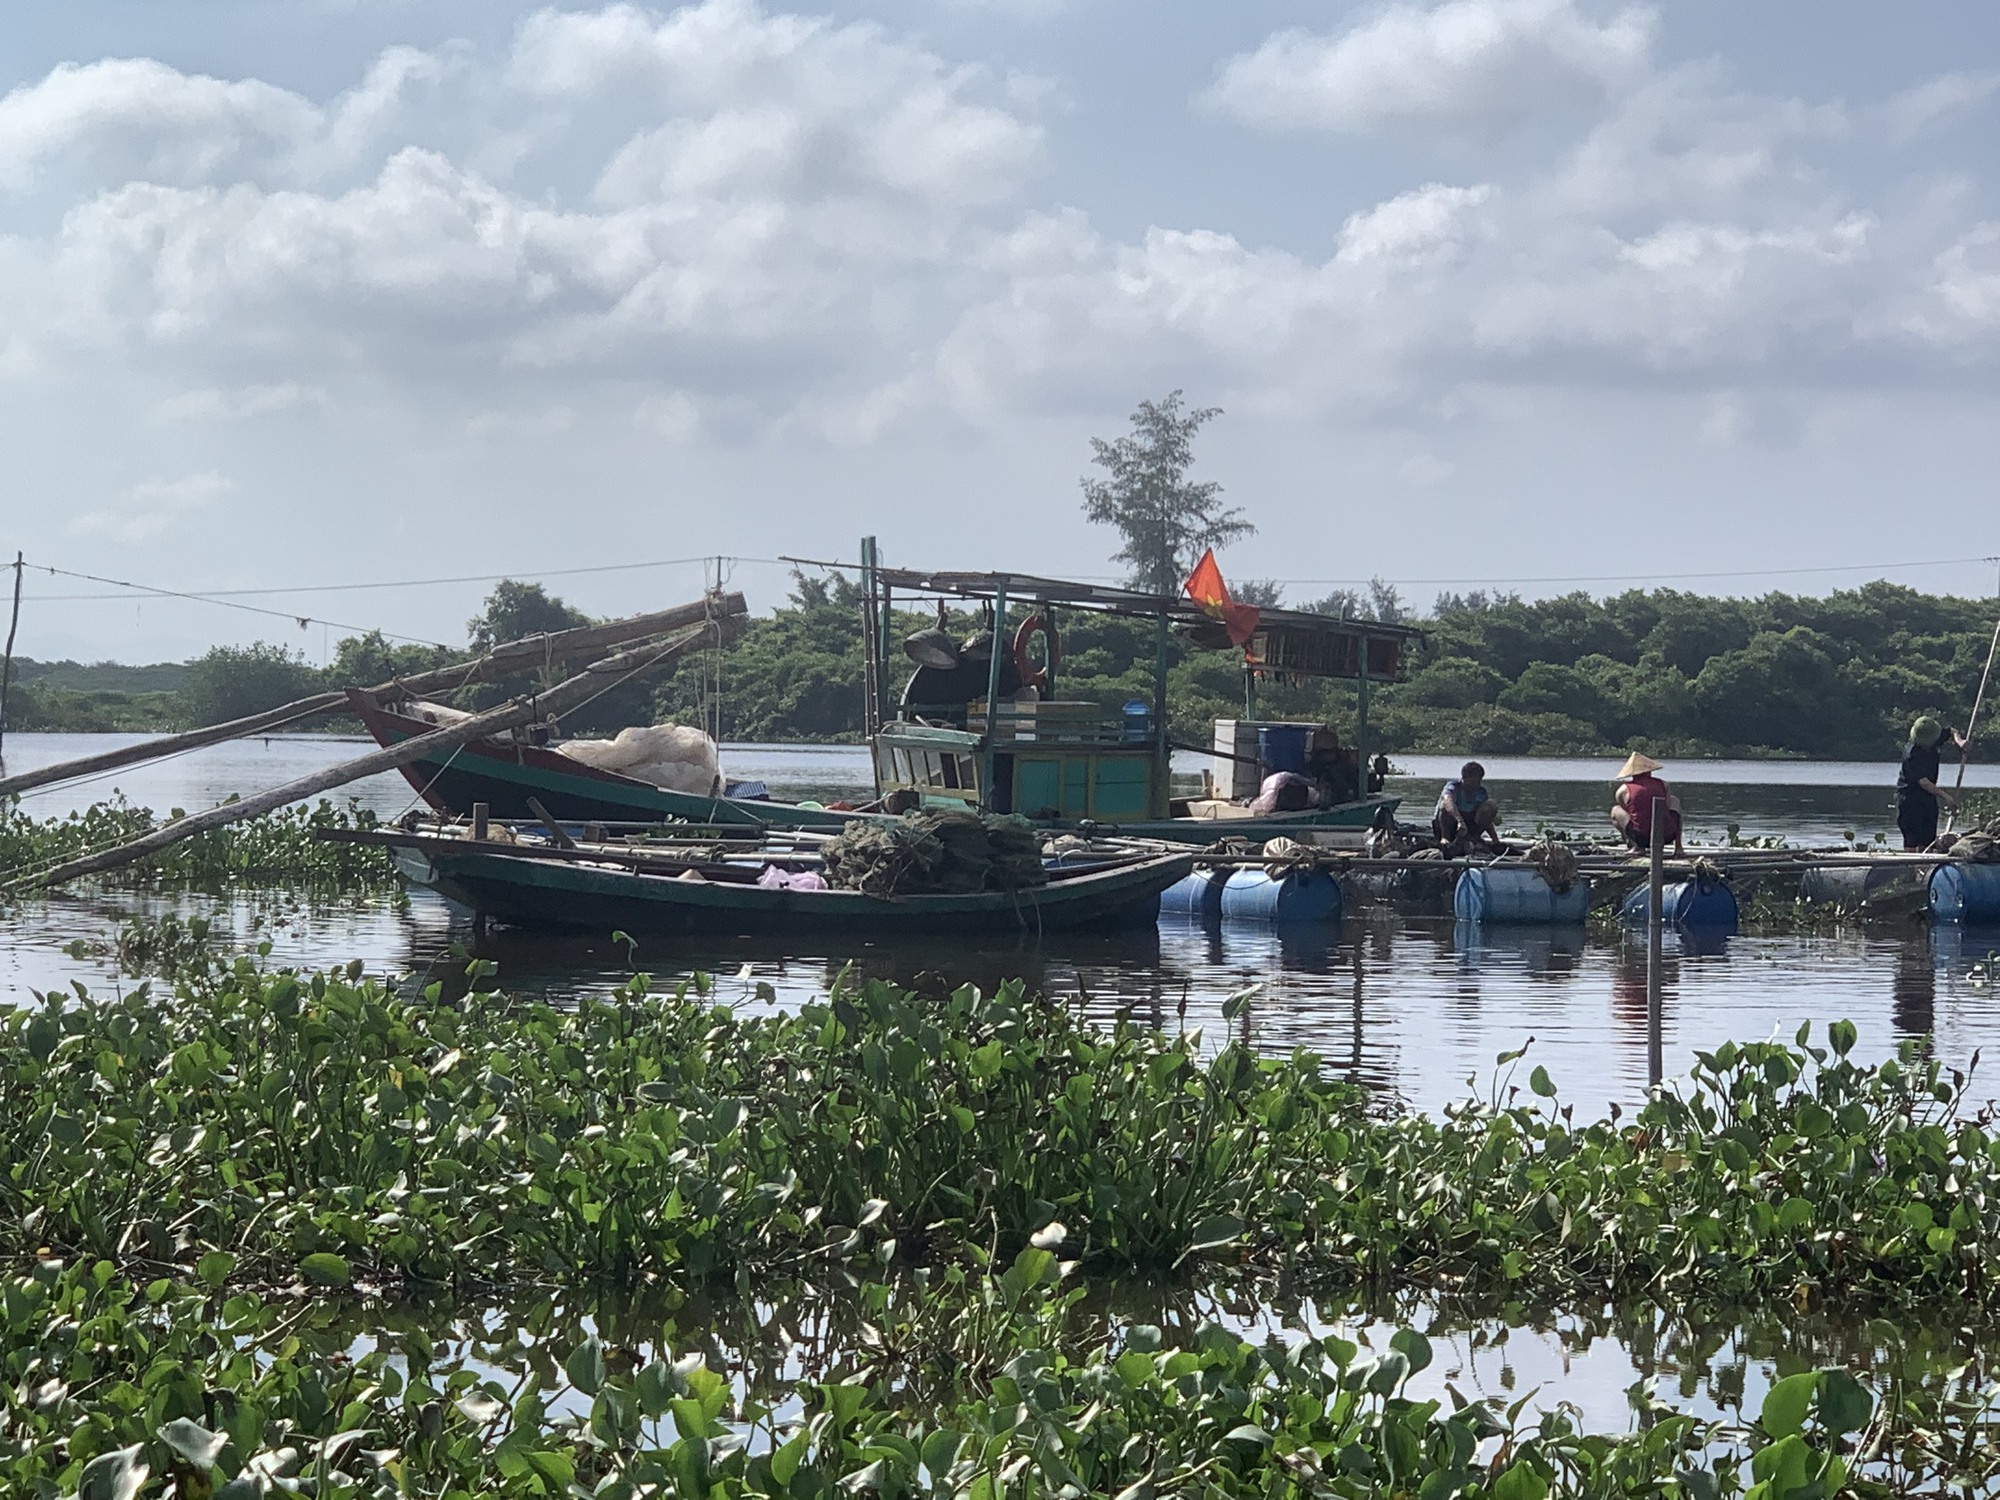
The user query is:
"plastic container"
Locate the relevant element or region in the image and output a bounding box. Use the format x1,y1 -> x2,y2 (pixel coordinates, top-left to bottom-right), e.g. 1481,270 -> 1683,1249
1930,863 -> 2000,922
1159,871 -> 1229,919
1618,876 -> 1740,929
1257,725 -> 1311,777
1217,869 -> 1343,925
1121,700 -> 1153,743
1453,867 -> 1590,925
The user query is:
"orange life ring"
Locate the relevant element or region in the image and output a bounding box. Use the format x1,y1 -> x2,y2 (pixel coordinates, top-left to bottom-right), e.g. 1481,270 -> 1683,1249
1012,612 -> 1061,692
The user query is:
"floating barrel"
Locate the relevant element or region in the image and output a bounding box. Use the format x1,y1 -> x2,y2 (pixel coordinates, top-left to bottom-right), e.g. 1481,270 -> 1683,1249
1618,876 -> 1739,929
1160,870 -> 1229,919
1801,864 -> 1930,914
1453,867 -> 1590,925
1218,868 -> 1343,925
1930,863 -> 2000,922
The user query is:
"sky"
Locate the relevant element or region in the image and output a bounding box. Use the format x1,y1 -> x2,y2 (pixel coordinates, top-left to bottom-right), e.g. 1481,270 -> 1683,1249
2,0 -> 1998,663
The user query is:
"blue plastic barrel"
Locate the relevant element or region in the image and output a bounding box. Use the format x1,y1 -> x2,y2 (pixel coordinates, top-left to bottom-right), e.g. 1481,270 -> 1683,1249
1159,871 -> 1229,919
1453,867 -> 1590,925
1618,877 -> 1740,929
1217,869 -> 1343,925
1257,725 -> 1311,776
1930,863 -> 2000,922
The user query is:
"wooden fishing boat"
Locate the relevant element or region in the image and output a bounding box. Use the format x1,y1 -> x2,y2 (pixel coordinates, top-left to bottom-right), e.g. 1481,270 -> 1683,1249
329,825 -> 1193,935
346,689 -> 856,831
855,554 -> 1420,846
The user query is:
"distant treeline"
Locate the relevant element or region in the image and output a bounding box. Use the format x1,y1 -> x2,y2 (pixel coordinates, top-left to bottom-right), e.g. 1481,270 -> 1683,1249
6,577 -> 1993,761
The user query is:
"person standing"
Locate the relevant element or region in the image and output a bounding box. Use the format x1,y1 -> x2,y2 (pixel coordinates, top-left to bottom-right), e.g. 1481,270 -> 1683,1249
1897,716 -> 1966,851
1611,752 -> 1683,856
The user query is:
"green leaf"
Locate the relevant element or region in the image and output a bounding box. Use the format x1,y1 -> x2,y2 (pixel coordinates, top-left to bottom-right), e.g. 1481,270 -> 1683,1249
1491,1461 -> 1549,1500
1529,1065 -> 1556,1098
565,1336 -> 607,1397
1816,1369 -> 1874,1436
920,1429 -> 963,1479
298,1252 -> 350,1287
197,1250 -> 236,1289
1390,1328 -> 1434,1375
770,1430 -> 809,1486
1827,1019 -> 1858,1057
1179,1214 -> 1245,1260
159,1418 -> 228,1469
1220,1424 -> 1271,1448
79,1445 -> 150,1500
1760,1371 -> 1818,1438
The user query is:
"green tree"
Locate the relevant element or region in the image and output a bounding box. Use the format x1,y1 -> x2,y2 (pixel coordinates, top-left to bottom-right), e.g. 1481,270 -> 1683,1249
178,643 -> 324,727
1080,391 -> 1251,595
466,581 -> 592,653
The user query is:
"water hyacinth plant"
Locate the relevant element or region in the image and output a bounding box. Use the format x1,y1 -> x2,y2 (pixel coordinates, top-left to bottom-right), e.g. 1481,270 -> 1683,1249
3,956 -> 1998,1315
0,797 -> 395,892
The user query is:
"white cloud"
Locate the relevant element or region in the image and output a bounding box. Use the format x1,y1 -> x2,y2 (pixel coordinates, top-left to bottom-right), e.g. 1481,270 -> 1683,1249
1400,454 -> 1455,485
1205,0 -> 1656,135
1883,70 -> 2000,143
1337,183 -> 1492,263
68,470 -> 231,542
636,390 -> 701,440
158,382 -> 326,420
0,49 -> 446,194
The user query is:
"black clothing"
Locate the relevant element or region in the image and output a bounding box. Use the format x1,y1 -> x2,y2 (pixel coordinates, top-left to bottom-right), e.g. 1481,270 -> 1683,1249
1897,743 -> 1943,805
1896,740 -> 1956,850
1898,799 -> 1940,851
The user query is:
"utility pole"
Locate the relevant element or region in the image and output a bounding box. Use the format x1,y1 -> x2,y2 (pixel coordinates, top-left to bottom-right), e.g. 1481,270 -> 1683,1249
0,552 -> 22,762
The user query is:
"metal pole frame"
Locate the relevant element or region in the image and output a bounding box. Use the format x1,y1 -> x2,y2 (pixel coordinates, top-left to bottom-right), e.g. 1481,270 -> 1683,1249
1153,610 -> 1171,817
980,583 -> 1008,814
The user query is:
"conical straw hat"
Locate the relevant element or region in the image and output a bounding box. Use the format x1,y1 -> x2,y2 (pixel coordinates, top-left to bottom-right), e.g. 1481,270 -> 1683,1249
1616,751 -> 1663,780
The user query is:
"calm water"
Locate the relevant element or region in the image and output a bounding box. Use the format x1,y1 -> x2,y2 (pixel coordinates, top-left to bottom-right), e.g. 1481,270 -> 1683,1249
5,731 -> 1997,1428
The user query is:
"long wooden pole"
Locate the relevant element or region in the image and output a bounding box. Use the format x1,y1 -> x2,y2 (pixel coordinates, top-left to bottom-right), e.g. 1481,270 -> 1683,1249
1646,807 -> 1665,1091
1945,609 -> 2000,835
0,551 -> 21,762
0,591 -> 745,799
21,617 -> 741,888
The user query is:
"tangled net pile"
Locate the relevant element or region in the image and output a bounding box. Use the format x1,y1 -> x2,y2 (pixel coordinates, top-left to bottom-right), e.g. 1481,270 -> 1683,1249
822,810 -> 1049,896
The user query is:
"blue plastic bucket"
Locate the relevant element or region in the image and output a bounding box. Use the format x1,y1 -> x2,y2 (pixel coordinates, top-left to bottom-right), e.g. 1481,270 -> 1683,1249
1257,725 -> 1311,776
1217,869 -> 1342,925
1453,867 -> 1590,925
1931,863 -> 2000,922
1618,877 -> 1740,930
1160,871 -> 1229,920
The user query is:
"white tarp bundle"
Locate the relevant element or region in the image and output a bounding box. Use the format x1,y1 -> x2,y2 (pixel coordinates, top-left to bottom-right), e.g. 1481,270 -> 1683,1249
555,723 -> 723,796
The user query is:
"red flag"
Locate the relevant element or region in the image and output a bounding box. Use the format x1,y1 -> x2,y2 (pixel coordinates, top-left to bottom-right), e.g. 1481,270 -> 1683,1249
1182,549 -> 1261,647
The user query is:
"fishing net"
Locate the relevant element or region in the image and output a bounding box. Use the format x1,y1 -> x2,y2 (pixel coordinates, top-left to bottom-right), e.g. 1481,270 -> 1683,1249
1949,815 -> 2000,864
822,810 -> 1049,896
1528,838 -> 1579,894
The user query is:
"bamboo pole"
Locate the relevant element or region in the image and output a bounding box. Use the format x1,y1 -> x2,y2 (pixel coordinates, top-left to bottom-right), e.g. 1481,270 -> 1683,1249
1945,608 -> 2000,835
0,591 -> 745,799
22,617 -> 741,888
0,551 -> 21,761
1646,809 -> 1665,1091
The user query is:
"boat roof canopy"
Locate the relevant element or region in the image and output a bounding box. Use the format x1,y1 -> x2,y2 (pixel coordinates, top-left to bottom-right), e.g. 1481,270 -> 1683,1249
869,566 -> 1425,681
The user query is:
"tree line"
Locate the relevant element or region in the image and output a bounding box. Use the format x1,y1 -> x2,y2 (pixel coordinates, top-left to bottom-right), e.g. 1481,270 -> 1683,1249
5,393 -> 1991,760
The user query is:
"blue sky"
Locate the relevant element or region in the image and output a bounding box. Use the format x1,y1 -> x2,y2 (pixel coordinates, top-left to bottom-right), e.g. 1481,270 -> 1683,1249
2,0 -> 1998,662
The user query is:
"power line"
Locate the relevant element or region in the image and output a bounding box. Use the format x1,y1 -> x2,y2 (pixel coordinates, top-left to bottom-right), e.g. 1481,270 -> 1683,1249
27,562 -> 453,648
22,553 -> 793,603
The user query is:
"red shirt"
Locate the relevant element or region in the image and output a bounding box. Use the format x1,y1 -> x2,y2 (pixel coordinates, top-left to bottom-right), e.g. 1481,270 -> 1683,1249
1625,773 -> 1681,842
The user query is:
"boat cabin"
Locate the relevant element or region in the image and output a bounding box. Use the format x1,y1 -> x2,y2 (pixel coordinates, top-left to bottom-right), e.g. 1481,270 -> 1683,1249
855,542 -> 1426,833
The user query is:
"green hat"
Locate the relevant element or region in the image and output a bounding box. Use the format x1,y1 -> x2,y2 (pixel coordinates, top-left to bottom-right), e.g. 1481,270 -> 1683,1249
1911,716 -> 1942,747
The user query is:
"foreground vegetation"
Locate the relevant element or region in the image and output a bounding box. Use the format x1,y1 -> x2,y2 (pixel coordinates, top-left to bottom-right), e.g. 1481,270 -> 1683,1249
0,798 -> 394,892
6,952 -> 2000,1493
6,959 -> 1998,1311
